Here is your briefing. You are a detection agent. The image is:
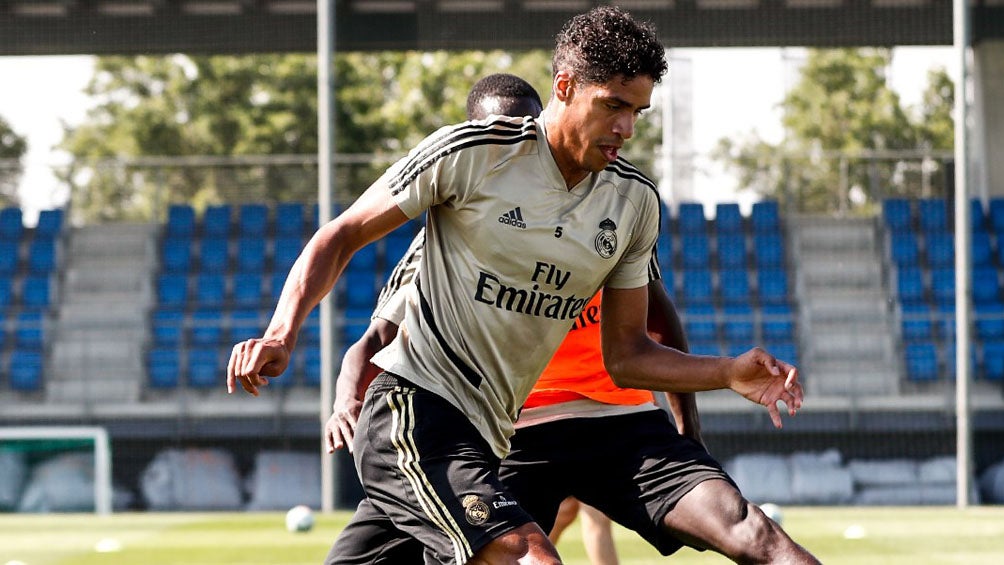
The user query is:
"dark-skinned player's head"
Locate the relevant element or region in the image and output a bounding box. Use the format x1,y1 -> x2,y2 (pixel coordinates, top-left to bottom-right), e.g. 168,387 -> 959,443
551,6 -> 667,86
466,73 -> 543,121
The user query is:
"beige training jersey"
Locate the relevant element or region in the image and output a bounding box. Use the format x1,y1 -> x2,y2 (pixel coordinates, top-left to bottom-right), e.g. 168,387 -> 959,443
370,114 -> 661,458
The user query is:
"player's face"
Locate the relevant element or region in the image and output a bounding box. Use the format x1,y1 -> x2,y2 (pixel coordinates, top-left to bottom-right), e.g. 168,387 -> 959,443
558,73 -> 654,176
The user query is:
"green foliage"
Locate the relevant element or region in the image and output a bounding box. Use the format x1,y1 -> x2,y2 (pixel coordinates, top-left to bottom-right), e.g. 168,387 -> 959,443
714,49 -> 954,214
0,114 -> 27,206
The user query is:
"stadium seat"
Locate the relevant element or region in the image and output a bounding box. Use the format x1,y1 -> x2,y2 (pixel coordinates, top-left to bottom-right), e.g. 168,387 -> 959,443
971,198 -> 987,234
161,237 -> 193,273
235,237 -> 267,273
679,234 -> 711,269
0,275 -> 13,310
300,308 -> 321,345
342,269 -> 378,310
764,341 -> 798,366
750,200 -> 780,233
198,238 -> 230,273
945,343 -> 979,381
677,203 -> 707,234
761,303 -> 795,342
0,240 -> 19,274
924,233 -> 953,268
147,347 -> 181,388
681,269 -> 714,306
26,237 -> 56,273
156,274 -> 188,308
21,274 -> 51,310
228,309 -> 264,341
973,267 -> 1001,305
187,347 -> 221,388
929,268 -> 955,307
882,198 -> 913,233
990,197 -> 1004,234
718,269 -> 751,305
189,309 -> 226,346
238,203 -> 269,237
165,204 -> 196,238
275,202 -> 305,236
272,236 -> 302,275
971,231 -> 993,268
904,341 -> 939,382
231,273 -> 264,307
301,347 -> 321,387
756,269 -> 789,305
151,308 -> 185,346
974,301 -> 1004,341
714,203 -> 743,235
14,310 -> 44,349
682,303 -> 717,342
8,349 -> 43,391
918,199 -> 948,233
0,207 -> 23,240
34,208 -> 64,238
656,232 -> 674,272
895,268 -> 926,305
889,232 -> 920,267
752,233 -> 784,269
349,243 -> 379,273
202,204 -> 233,239
194,274 -> 227,307
721,304 -> 755,344
982,341 -> 1004,381
900,302 -> 935,342
688,341 -> 721,357
716,234 -> 746,269
270,272 -> 288,302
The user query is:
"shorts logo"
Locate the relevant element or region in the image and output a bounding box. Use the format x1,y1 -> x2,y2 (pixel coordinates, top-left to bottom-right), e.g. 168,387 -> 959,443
462,494 -> 490,526
594,218 -> 618,258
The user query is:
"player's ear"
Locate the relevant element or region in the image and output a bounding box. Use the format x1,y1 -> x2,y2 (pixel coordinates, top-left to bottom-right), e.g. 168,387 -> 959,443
553,71 -> 574,102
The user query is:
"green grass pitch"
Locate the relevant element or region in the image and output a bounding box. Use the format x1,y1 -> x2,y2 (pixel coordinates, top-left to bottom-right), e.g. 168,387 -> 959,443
2,507 -> 1003,564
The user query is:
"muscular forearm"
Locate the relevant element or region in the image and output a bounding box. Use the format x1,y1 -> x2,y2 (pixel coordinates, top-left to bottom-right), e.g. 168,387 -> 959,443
334,319 -> 400,405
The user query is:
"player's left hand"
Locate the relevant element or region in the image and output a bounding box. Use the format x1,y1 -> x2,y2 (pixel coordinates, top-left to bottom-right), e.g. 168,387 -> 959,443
325,393 -> 363,453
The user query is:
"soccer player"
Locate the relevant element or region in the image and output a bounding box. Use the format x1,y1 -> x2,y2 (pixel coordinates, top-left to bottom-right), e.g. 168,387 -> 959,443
227,7 -> 804,564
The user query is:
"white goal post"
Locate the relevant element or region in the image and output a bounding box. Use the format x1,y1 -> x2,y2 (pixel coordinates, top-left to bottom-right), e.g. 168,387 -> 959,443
0,426 -> 112,515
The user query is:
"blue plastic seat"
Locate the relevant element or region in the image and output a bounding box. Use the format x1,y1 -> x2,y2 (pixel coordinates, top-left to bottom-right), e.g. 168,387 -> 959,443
971,231 -> 993,268
761,303 -> 795,342
889,232 -> 920,267
677,203 -> 707,234
343,270 -> 378,310
231,273 -> 264,307
721,304 -> 755,343
990,198 -> 1004,234
15,310 -> 44,349
0,207 -> 23,240
27,237 -> 56,273
895,268 -> 926,305
21,275 -> 51,310
982,341 -> 1004,381
764,341 -> 798,366
235,237 -> 266,273
974,301 -> 1004,341
918,199 -> 948,233
882,198 -> 913,233
945,343 -> 979,381
8,349 -> 43,391
151,308 -> 185,346
718,269 -> 751,305
35,209 -> 64,239
0,240 -> 18,274
971,198 -> 987,234
198,238 -> 230,273
186,347 -> 221,388
973,267 -> 1001,304
161,237 -> 193,273
682,303 -> 717,342
156,274 -> 188,307
238,203 -> 269,237
300,309 -> 321,346
275,202 -> 305,236
929,268 -> 955,307
714,203 -> 743,235
756,269 -> 789,305
301,347 -> 321,387
904,342 -> 939,381
900,302 -> 935,342
228,309 -> 263,341
679,234 -> 711,270
752,233 -> 784,269
147,347 -> 181,388
750,200 -> 780,234
202,204 -> 232,239
0,275 -> 13,310
165,204 -> 196,238
194,274 -> 227,307
656,232 -> 674,272
272,236 -> 302,275
270,272 -> 288,302
924,233 -> 954,268
189,309 -> 226,346
681,269 -> 714,306
688,341 -> 721,357
716,235 -> 746,269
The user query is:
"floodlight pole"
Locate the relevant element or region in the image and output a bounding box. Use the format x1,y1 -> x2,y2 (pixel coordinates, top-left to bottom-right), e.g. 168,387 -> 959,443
953,0 -> 972,509
318,0 -> 337,514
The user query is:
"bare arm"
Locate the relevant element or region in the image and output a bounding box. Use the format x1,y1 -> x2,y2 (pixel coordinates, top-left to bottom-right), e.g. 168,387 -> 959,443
326,318 -> 399,453
644,281 -> 703,445
601,286 -> 802,428
227,179 -> 409,396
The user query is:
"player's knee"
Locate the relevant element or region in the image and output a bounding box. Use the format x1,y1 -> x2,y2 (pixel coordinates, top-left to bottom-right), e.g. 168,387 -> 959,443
729,502 -> 814,564
469,523 -> 563,565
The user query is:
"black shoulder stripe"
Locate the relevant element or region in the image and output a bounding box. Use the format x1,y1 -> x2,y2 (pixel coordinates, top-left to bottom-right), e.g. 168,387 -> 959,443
389,131 -> 537,197
414,277 -> 484,389
605,159 -> 658,191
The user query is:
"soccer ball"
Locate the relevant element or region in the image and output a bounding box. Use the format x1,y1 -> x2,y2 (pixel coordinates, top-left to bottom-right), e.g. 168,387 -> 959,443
759,502 -> 783,525
285,504 -> 315,533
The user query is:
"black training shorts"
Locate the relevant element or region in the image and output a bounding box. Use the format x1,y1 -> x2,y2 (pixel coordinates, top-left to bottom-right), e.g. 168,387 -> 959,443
498,408 -> 735,556
327,373 -> 535,565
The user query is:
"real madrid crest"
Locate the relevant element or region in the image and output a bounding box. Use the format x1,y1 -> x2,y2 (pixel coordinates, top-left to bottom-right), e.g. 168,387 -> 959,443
594,218 -> 618,259
462,494 -> 490,526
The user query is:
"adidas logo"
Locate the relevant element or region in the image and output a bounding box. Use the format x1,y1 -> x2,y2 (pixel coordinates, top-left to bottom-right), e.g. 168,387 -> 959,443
498,207 -> 527,229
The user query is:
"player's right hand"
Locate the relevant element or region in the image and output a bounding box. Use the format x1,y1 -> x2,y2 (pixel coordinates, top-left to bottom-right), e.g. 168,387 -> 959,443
226,338 -> 291,396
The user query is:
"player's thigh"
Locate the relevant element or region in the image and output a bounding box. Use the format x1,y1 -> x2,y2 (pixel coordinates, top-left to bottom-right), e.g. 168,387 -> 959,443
498,425 -> 573,534
354,373 -> 537,564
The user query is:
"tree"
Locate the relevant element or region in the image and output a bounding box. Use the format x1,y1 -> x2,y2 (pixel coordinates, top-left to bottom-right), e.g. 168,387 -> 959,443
0,115 -> 27,207
59,51 -> 562,223
713,49 -> 954,214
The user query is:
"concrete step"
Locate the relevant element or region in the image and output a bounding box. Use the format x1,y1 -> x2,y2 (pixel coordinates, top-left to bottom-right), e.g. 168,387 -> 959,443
63,265 -> 150,294
805,298 -> 889,321
805,360 -> 899,396
68,223 -> 155,259
50,340 -> 142,367
46,376 -> 141,404
801,262 -> 884,288
57,299 -> 149,324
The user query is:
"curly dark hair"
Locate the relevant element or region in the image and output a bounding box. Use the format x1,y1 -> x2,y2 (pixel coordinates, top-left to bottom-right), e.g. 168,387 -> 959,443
552,6 -> 667,85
